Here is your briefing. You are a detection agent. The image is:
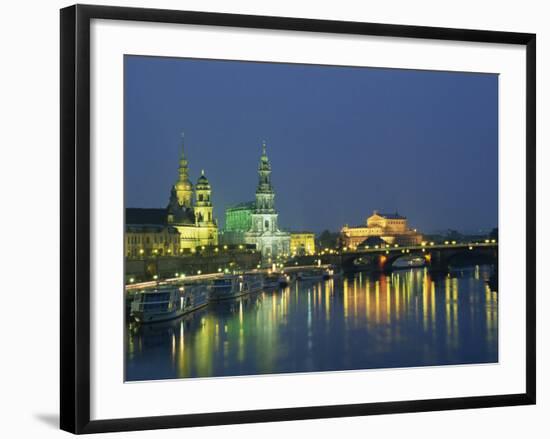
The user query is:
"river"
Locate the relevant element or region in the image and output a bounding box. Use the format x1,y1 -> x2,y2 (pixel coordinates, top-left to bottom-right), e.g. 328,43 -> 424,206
126,264 -> 498,381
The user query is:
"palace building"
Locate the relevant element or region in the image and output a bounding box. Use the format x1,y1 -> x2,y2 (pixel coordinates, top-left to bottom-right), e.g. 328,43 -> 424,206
340,210 -> 423,249
220,142 -> 290,259
125,224 -> 180,258
166,135 -> 219,250
290,232 -> 316,256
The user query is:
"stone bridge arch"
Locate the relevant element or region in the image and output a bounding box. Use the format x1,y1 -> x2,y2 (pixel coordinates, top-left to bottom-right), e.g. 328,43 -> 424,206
340,244 -> 498,273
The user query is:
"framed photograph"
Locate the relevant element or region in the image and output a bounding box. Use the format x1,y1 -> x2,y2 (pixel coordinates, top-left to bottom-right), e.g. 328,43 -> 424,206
60,4 -> 536,434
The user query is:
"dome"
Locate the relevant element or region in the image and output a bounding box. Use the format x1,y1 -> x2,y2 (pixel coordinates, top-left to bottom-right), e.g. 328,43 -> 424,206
196,170 -> 210,188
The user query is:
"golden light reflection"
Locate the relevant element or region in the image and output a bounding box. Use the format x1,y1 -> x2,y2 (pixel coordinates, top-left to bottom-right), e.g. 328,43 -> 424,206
128,266 -> 497,380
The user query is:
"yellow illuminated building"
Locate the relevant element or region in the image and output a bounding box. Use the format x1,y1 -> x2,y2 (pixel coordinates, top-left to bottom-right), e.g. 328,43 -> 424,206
166,134 -> 218,250
340,210 -> 423,249
290,232 -> 316,256
125,225 -> 180,258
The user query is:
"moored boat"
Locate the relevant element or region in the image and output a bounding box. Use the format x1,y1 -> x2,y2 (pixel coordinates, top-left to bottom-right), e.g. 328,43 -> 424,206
393,256 -> 426,269
129,286 -> 185,324
130,283 -> 210,323
180,283 -> 210,313
209,273 -> 264,302
296,270 -> 324,281
278,273 -> 290,287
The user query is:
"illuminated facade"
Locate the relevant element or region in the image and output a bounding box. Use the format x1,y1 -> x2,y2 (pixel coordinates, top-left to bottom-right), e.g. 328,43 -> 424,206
290,232 -> 316,256
340,211 -> 423,249
166,135 -> 218,250
125,225 -> 180,258
220,142 -> 290,259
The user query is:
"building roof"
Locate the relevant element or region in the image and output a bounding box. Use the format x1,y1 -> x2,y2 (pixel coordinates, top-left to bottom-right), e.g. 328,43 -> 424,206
290,231 -> 315,236
126,224 -> 179,234
226,201 -> 255,212
375,211 -> 406,220
126,208 -> 167,225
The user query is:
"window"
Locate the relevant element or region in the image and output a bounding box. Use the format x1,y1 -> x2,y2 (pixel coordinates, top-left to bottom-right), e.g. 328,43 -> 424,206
265,220 -> 269,230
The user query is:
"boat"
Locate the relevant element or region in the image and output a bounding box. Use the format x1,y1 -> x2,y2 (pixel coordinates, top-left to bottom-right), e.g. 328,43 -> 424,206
129,286 -> 185,323
180,283 -> 210,313
129,283 -> 210,323
263,273 -> 280,290
209,273 -> 264,302
322,267 -> 335,280
264,271 -> 290,289
296,269 -> 324,281
393,256 -> 426,269
278,273 -> 290,287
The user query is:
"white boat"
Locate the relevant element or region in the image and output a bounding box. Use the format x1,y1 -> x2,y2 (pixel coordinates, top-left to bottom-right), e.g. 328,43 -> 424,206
296,269 -> 325,281
209,273 -> 264,302
264,271 -> 290,289
180,283 -> 210,313
393,256 -> 426,269
130,287 -> 185,323
130,283 -> 210,323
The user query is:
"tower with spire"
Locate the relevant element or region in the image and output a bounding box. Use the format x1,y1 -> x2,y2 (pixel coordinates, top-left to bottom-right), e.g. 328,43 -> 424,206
255,141 -> 276,213
245,141 -> 290,259
195,170 -> 213,224
218,139 -> 290,260
166,133 -> 218,250
174,133 -> 193,208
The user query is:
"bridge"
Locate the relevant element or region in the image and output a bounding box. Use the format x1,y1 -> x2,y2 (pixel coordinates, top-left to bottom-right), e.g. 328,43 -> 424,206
297,242 -> 498,273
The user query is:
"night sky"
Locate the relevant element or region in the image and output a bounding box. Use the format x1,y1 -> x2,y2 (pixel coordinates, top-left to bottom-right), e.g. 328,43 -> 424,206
124,55 -> 498,234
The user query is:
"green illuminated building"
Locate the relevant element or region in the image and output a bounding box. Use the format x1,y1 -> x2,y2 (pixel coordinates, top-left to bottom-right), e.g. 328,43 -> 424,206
220,142 -> 290,259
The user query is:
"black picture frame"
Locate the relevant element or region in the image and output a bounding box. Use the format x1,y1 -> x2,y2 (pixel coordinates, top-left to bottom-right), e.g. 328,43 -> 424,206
60,4 -> 536,434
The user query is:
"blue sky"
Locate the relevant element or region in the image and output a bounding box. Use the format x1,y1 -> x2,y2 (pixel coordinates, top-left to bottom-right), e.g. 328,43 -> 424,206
125,55 -> 498,234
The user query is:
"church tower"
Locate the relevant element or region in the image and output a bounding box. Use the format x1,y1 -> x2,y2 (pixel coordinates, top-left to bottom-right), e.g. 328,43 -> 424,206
195,170 -> 214,225
174,133 -> 193,207
251,142 -> 279,251
255,141 -> 276,213
194,169 -> 218,246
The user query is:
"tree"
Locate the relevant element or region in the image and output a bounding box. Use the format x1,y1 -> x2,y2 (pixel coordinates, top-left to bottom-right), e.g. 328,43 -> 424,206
317,229 -> 338,249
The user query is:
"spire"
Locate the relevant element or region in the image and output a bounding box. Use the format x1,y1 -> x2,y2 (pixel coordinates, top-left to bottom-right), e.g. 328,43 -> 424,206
255,139 -> 275,212
180,132 -> 187,161
201,169 -> 204,176
174,130 -> 193,207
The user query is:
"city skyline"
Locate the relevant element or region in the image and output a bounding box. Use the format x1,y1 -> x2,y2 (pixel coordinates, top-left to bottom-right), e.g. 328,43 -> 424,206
125,55 -> 498,234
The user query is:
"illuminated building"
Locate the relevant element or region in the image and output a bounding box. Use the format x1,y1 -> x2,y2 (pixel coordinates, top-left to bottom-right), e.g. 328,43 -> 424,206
290,232 -> 316,255
125,224 -> 180,258
166,135 -> 219,250
340,210 -> 423,249
220,142 -> 290,258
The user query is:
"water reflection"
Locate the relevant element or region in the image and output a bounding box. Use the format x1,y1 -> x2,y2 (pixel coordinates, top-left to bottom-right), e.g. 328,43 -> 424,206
126,265 -> 498,381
